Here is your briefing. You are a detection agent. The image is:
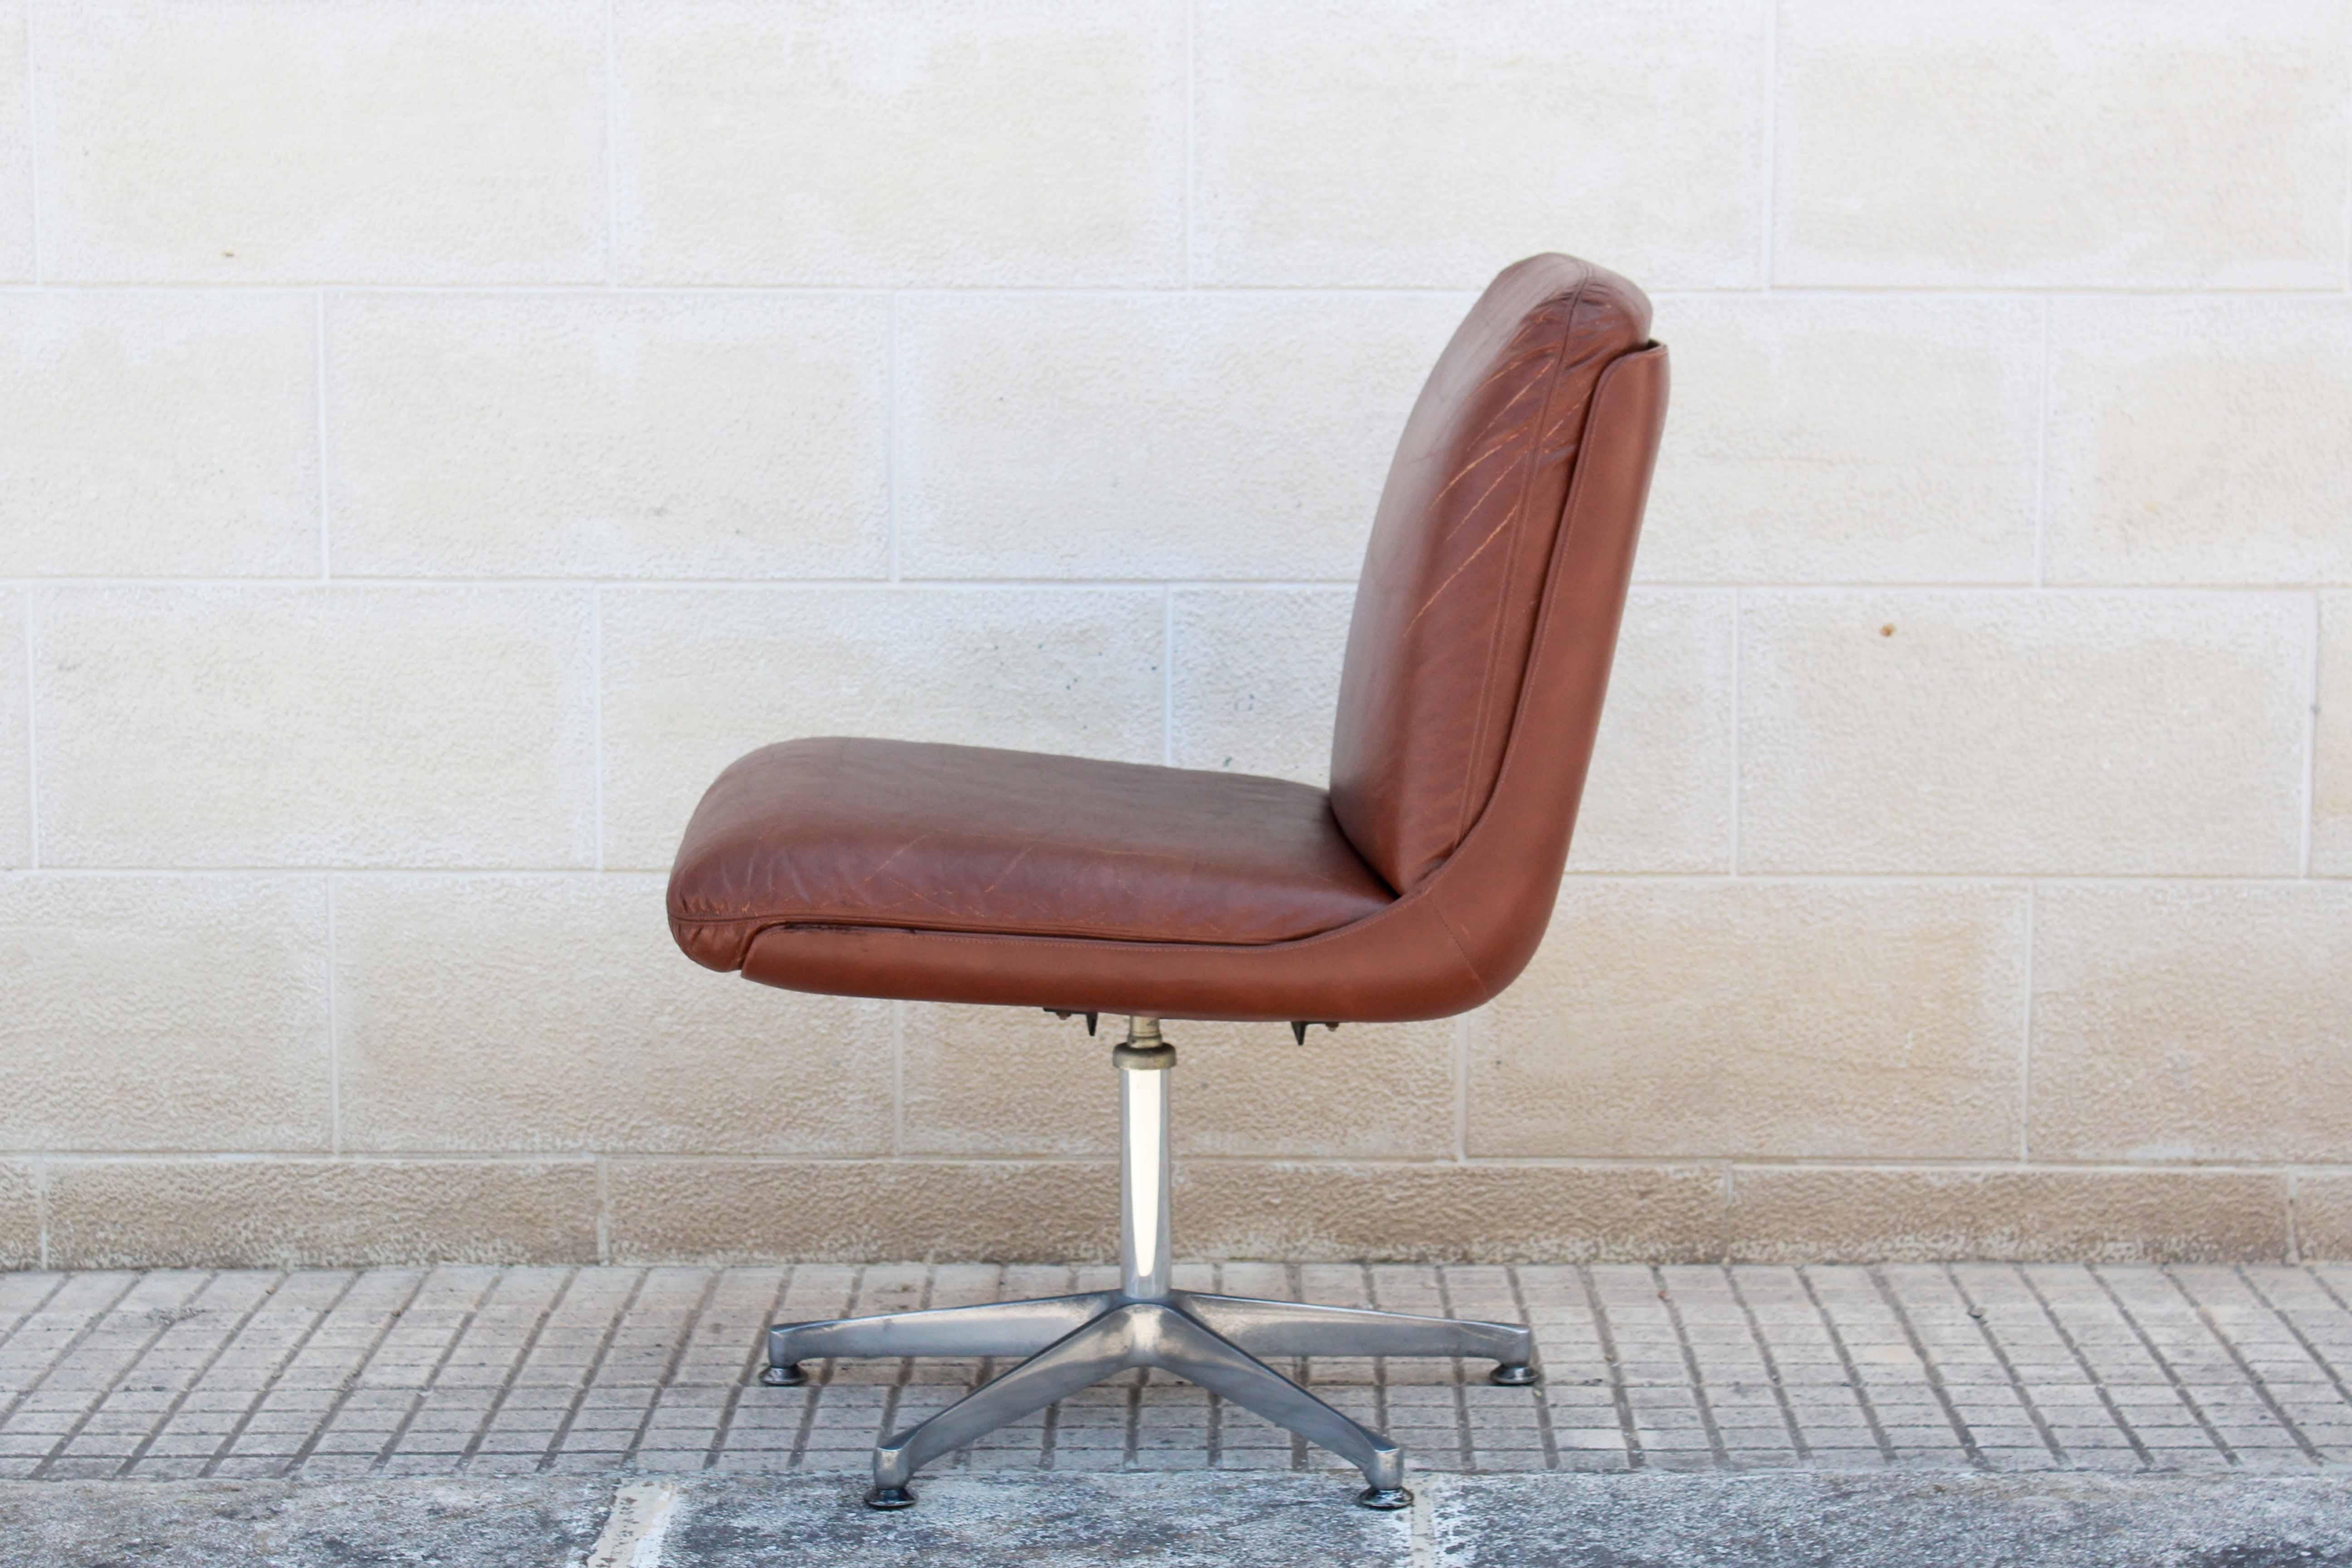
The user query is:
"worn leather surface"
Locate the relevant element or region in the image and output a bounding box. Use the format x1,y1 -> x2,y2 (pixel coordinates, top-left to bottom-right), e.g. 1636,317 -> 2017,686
669,738 -> 1392,968
668,254 -> 1667,1022
1329,254 -> 1651,892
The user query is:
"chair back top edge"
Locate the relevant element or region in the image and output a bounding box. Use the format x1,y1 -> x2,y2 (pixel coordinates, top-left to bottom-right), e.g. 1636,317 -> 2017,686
1327,253 -> 1656,893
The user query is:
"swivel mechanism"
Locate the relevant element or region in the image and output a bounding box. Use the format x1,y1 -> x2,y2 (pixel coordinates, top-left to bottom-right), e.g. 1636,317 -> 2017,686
757,1017 -> 1542,1510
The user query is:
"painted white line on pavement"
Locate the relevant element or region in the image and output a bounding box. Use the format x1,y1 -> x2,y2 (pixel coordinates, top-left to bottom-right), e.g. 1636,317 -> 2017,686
586,1481 -> 681,1568
1410,1473 -> 1438,1568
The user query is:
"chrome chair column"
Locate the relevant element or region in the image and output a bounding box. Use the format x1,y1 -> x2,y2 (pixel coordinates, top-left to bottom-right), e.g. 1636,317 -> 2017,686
760,1016 -> 1542,1511
1115,1016 -> 1174,1299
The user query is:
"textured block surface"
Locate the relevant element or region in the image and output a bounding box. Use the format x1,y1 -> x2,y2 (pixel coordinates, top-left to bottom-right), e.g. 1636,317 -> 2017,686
1726,1169 -> 2292,1264
2028,883 -> 2352,1163
898,1009 -> 1456,1161
3,0 -> 2343,1266
1776,0 -> 2348,286
0,875 -> 329,1151
1469,882 -> 2028,1160
333,875 -> 894,1156
614,0 -> 1186,285
1641,295 -> 2041,584
2045,299 -> 2352,586
0,293 -> 318,576
45,1163 -> 602,1268
325,293 -> 890,580
1168,589 -> 1352,787
35,0 -> 606,282
895,291 -> 1462,580
1194,0 -> 1765,287
0,1 -> 26,280
34,588 -> 598,869
1565,592 -> 1736,875
1738,592 -> 2309,875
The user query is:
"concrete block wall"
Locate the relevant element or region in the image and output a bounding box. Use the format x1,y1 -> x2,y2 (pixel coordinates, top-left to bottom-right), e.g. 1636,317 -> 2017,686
1,0 -> 2347,1268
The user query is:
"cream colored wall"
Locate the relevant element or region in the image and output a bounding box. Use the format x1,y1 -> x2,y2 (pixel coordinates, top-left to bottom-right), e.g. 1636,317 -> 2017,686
1,0 -> 2347,1268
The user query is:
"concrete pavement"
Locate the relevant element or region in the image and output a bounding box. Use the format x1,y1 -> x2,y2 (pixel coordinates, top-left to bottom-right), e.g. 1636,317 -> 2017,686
7,1470 -> 2352,1566
6,1261 -> 2352,1563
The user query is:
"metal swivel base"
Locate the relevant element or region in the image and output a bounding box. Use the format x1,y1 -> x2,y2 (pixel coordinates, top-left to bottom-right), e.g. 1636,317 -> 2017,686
754,1018 -> 1544,1510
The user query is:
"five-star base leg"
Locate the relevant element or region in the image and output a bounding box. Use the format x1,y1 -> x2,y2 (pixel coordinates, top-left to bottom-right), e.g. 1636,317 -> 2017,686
755,1018 -> 1544,1509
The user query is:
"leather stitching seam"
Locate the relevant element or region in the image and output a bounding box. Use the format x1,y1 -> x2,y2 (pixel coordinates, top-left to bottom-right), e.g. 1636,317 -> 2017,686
1446,343 -> 1657,860
1450,266 -> 1594,858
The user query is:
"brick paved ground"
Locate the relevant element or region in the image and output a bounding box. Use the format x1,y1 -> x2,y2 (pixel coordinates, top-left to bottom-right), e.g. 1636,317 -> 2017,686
6,1262 -> 2351,1485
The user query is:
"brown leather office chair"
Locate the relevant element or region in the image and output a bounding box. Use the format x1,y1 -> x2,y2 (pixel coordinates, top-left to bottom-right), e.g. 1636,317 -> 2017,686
669,254 -> 1668,1509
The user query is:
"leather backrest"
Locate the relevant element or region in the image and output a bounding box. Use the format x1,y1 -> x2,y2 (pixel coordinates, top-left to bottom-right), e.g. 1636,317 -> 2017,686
1328,255 -> 1653,892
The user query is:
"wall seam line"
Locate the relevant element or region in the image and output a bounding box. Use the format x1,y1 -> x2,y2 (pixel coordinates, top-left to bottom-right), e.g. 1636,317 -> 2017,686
603,0 -> 619,288
2032,295 -> 2051,587
315,292 -> 330,577
20,588 -> 35,869
15,868 -> 2347,886
2019,884 -> 2034,1163
591,587 -> 606,871
595,1155 -> 612,1267
20,1151 -> 2352,1175
890,999 -> 905,1160
5,281 -> 2352,299
1183,0 -> 1197,289
1758,0 -> 1777,288
1727,587 -> 1741,873
325,874 -> 339,1158
2287,1171 -> 2302,1265
21,2 -> 36,284
2302,590 -> 2321,876
9,575 -> 2346,593
887,293 -> 901,582
1451,1012 -> 1468,1164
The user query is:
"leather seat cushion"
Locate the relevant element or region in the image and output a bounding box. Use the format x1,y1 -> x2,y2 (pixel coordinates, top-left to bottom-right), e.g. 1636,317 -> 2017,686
668,737 -> 1395,972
